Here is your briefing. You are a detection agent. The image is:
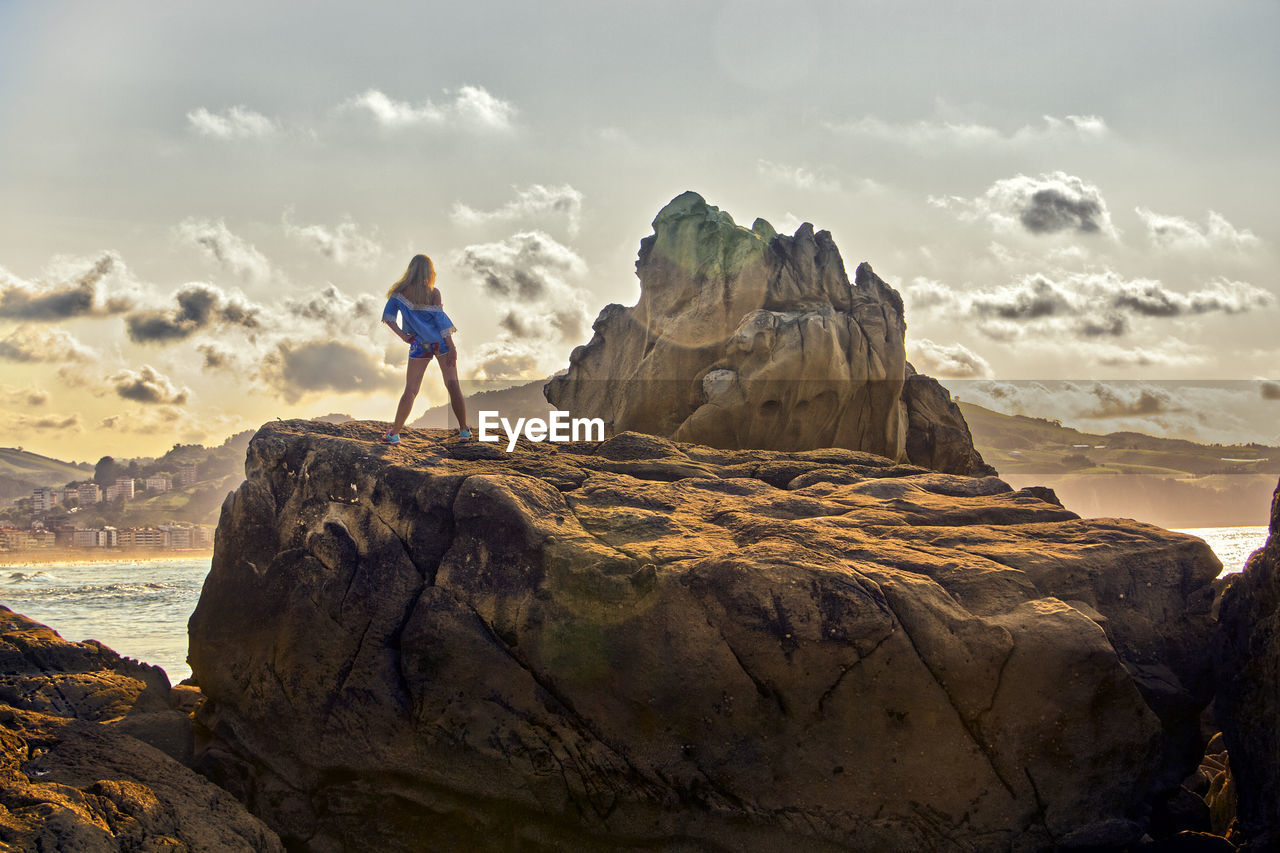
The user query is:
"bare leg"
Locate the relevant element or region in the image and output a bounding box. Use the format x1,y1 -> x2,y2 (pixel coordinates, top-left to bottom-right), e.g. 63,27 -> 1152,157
438,342 -> 468,429
390,356 -> 431,435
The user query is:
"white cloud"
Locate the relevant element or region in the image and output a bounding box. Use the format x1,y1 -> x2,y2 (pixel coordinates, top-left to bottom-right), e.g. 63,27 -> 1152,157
903,277 -> 956,312
257,338 -> 400,403
452,231 -> 592,380
0,411 -> 81,433
931,172 -> 1116,237
908,339 -> 993,379
452,85 -> 517,130
346,85 -> 516,132
1135,208 -> 1261,252
282,284 -> 382,335
125,281 -> 264,344
0,252 -> 139,319
173,218 -> 275,283
187,106 -> 279,140
829,113 -> 1108,149
0,384 -> 50,407
108,364 -> 191,405
451,184 -> 584,236
1087,341 -> 1207,369
100,405 -> 243,441
909,271 -> 1273,342
0,325 -> 97,362
282,212 -> 384,266
755,159 -> 841,192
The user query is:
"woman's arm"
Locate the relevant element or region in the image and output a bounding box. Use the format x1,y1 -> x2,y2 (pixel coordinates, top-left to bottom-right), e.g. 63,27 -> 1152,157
383,318 -> 415,343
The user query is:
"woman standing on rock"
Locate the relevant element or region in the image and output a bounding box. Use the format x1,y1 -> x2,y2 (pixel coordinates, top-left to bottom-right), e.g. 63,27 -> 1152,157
381,254 -> 470,443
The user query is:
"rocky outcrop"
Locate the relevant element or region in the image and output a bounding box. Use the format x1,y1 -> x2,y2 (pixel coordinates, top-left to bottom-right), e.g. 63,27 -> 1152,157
544,192 -> 992,475
1214,477 -> 1280,847
903,369 -> 998,477
0,606 -> 282,851
188,419 -> 1219,851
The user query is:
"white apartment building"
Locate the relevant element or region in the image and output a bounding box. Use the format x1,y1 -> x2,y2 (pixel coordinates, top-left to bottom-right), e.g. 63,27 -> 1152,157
162,524 -> 195,549
176,464 -> 199,488
105,479 -> 136,502
1,528 -> 56,549
159,523 -> 215,549
32,487 -> 59,511
145,476 -> 172,492
118,527 -> 169,548
77,483 -> 102,504
72,527 -> 118,547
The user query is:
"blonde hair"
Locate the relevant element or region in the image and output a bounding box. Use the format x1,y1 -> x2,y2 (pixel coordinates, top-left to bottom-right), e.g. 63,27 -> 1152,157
387,254 -> 437,304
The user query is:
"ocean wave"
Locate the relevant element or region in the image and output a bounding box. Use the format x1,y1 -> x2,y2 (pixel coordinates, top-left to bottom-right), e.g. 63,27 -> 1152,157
6,570 -> 60,583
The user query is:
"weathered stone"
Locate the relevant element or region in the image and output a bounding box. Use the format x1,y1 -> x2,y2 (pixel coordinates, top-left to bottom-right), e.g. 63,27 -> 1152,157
1213,477 -> 1280,848
0,607 -> 282,852
188,419 -> 1218,851
544,191 -> 992,475
902,369 -> 998,477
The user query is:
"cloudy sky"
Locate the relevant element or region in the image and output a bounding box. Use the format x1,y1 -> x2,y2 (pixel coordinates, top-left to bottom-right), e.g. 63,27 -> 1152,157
2,1 -> 1277,458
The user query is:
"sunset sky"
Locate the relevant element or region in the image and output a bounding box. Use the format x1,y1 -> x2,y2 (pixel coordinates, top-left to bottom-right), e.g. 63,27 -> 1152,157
2,1 -> 1277,459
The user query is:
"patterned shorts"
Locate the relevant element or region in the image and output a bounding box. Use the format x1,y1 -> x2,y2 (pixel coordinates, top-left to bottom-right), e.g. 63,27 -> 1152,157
408,340 -> 441,360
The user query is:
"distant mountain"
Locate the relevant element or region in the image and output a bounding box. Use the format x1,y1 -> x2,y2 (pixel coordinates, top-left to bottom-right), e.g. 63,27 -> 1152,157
408,379 -> 555,430
0,448 -> 93,501
960,401 -> 1279,527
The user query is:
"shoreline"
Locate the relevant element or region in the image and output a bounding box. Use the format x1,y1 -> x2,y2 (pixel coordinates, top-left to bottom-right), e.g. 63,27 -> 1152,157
0,549 -> 214,567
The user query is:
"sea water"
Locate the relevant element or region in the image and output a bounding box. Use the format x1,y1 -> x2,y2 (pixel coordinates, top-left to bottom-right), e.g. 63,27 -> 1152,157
0,526 -> 1271,682
0,556 -> 208,683
1173,526 -> 1270,575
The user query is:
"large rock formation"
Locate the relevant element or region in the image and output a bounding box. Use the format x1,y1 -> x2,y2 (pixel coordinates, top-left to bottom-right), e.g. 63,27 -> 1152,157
1214,478 -> 1280,847
545,191 -> 992,475
189,420 -> 1219,851
0,606 -> 281,851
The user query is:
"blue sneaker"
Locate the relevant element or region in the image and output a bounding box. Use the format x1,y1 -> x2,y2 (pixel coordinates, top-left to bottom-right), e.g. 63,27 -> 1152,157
458,426 -> 472,441
381,430 -> 401,445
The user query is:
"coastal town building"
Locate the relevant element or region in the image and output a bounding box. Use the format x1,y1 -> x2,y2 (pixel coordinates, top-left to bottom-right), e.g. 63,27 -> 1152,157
145,476 -> 172,492
104,477 -> 136,502
77,483 -> 102,505
159,523 -> 214,549
0,528 -> 56,550
176,464 -> 199,488
59,486 -> 79,505
53,524 -> 76,547
118,526 -> 169,548
72,527 -> 118,547
32,487 -> 59,511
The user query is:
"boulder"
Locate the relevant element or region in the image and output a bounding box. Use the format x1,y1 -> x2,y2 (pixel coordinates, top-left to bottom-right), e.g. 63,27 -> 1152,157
1213,478 -> 1280,847
902,369 -> 998,477
188,420 -> 1219,851
0,606 -> 282,852
544,191 -> 992,475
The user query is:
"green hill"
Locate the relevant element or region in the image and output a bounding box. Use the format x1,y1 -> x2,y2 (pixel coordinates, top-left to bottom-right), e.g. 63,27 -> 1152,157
959,402 -> 1279,527
0,448 -> 93,501
1,432 -> 253,528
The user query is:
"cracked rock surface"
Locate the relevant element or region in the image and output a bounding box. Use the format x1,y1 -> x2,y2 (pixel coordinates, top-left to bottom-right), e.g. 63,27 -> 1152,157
544,190 -> 993,476
0,607 -> 282,852
189,419 -> 1219,851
